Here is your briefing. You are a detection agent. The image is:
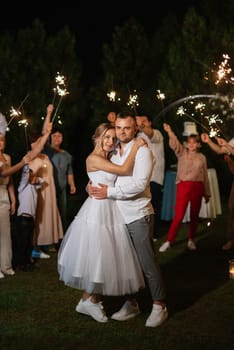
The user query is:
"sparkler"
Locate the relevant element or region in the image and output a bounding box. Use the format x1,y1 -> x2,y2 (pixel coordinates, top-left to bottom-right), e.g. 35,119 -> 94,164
7,94 -> 30,127
156,89 -> 166,109
8,107 -> 22,126
157,94 -> 230,139
52,86 -> 69,123
127,90 -> 139,114
18,119 -> 29,151
176,106 -> 210,133
52,88 -> 57,105
201,55 -> 234,137
204,114 -> 224,138
52,72 -> 66,104
156,90 -> 166,101
51,72 -> 69,123
157,94 -> 222,119
177,103 -> 227,138
215,54 -> 234,85
107,90 -> 116,102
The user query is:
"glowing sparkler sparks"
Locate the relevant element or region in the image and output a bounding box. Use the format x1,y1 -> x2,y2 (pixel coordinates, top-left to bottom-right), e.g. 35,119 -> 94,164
156,90 -> 165,101
7,107 -> 22,126
7,94 -> 30,127
157,94 -> 221,119
18,118 -> 29,151
18,119 -> 29,127
206,114 -> 223,126
176,106 -> 210,133
107,90 -> 116,102
176,106 -> 186,116
177,104 -> 225,138
55,73 -> 65,86
127,90 -> 139,111
52,72 -> 66,104
10,107 -> 20,117
195,102 -> 206,111
215,54 -> 234,85
204,114 -> 223,137
51,72 -> 69,123
156,89 -> 166,109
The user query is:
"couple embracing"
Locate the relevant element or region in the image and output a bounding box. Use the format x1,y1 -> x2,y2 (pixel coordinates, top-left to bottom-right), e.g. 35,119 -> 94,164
58,111 -> 168,328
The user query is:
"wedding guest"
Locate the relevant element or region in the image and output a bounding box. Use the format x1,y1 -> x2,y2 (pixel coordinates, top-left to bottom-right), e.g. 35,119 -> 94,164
159,123 -> 210,252
0,133 -> 52,178
136,112 -> 165,241
13,166 -> 44,271
0,133 -> 16,278
10,112 -> 52,269
107,111 -> 117,126
29,107 -> 63,258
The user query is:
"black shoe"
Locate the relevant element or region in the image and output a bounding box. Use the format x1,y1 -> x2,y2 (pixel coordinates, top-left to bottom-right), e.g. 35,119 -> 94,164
19,263 -> 36,272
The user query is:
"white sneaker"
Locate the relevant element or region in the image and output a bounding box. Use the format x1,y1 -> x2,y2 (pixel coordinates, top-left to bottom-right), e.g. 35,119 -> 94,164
145,304 -> 168,327
76,299 -> 87,315
111,300 -> 140,321
159,241 -> 170,252
39,252 -> 50,259
76,297 -> 108,323
0,271 -> 5,279
187,240 -> 196,251
3,269 -> 15,276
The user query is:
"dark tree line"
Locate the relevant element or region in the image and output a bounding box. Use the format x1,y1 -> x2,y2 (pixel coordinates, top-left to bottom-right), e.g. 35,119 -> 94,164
0,0 -> 233,191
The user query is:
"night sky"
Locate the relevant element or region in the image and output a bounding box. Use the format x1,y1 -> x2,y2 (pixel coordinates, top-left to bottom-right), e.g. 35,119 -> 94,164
1,1 -> 200,50
1,1 -> 201,83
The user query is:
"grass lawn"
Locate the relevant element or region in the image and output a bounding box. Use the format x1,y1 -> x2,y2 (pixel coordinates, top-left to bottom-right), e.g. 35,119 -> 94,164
0,195 -> 234,350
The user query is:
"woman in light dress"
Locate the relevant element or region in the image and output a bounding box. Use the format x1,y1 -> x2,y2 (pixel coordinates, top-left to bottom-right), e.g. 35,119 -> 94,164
28,108 -> 63,258
0,133 -> 16,278
29,136 -> 63,258
58,123 -> 146,323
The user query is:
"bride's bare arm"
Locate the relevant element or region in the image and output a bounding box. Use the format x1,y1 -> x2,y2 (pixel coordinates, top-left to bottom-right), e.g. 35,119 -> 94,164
86,138 -> 147,175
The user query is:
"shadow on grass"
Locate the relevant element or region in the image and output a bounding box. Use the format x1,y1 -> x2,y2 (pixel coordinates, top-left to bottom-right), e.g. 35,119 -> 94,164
158,219 -> 233,316
102,218 -> 233,320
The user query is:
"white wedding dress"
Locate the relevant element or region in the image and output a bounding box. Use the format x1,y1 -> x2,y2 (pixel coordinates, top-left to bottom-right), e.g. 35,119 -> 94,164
58,170 -> 145,295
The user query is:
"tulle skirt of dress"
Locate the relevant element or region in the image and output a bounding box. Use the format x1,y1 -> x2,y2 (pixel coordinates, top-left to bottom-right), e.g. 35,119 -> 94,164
58,197 -> 145,295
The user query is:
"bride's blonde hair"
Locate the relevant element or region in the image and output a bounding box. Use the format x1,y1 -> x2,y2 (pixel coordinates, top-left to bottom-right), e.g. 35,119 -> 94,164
92,123 -> 115,146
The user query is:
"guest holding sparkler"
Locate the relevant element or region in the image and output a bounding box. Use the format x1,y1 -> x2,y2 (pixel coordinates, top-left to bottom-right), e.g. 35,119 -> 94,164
0,126 -> 52,278
159,123 -> 211,252
0,155 -> 30,178
201,133 -> 234,250
42,104 -> 76,231
29,106 -> 63,259
0,117 -> 50,178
